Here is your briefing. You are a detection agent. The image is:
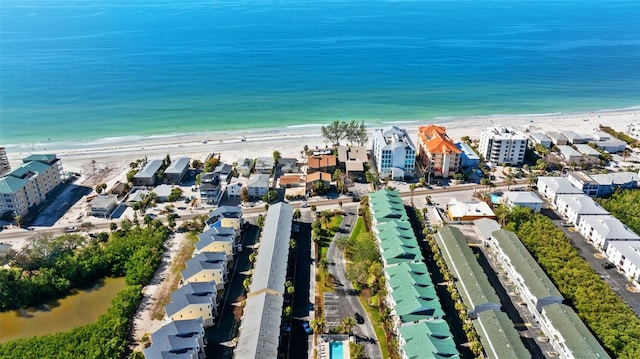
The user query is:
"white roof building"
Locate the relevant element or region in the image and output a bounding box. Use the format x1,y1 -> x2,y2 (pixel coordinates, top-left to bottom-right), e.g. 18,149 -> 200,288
478,126 -> 528,166
574,144 -> 600,158
446,199 -> 495,222
605,241 -> 640,285
555,194 -> 609,225
560,130 -> 590,144
502,191 -> 543,212
372,126 -> 416,179
529,133 -> 552,149
536,177 -> 582,203
246,173 -> 270,198
577,215 -> 640,251
557,145 -> 582,163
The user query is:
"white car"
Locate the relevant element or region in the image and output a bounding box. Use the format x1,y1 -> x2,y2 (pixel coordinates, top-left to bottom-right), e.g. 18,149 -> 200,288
236,243 -> 243,252
301,202 -> 309,208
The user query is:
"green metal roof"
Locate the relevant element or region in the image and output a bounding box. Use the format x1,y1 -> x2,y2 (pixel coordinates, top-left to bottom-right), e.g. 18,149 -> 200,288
0,176 -> 28,194
473,310 -> 531,359
386,262 -> 435,289
491,229 -> 563,301
380,240 -> 424,265
369,189 -> 408,222
394,293 -> 445,322
542,303 -> 610,359
22,154 -> 58,165
399,320 -> 460,359
435,226 -> 500,311
376,220 -> 415,239
8,161 -> 51,178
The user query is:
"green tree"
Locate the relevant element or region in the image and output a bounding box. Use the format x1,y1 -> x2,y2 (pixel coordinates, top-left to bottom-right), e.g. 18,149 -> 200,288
321,120 -> 348,145
273,150 -> 281,165
262,189 -> 279,204
340,316 -> 357,334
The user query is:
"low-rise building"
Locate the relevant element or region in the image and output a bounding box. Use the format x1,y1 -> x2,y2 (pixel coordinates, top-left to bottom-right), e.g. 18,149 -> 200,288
536,177 -> 583,203
164,282 -> 218,327
154,184 -> 175,202
206,206 -> 243,233
278,174 -> 303,188
501,191 -> 543,212
446,199 -> 495,221
307,154 -> 337,175
181,252 -> 228,290
195,226 -> 236,259
473,310 -> 531,359
277,157 -> 301,174
540,303 -> 611,359
557,145 -> 583,163
577,215 -> 640,251
246,173 -> 270,198
529,133 -> 552,149
590,172 -> 639,197
254,157 -> 275,174
164,157 -> 191,184
561,130 -> 590,144
335,145 -> 368,179
455,142 -> 480,169
566,171 -> 600,197
305,171 -> 331,193
592,139 -> 627,153
555,194 -> 609,225
474,218 -> 501,246
435,226 -> 501,317
491,230 -> 564,312
199,172 -> 223,205
605,241 -> 640,285
546,131 -> 568,146
574,144 -> 600,159
90,195 -> 118,218
144,318 -> 205,359
226,176 -> 246,198
398,320 -> 459,359
236,158 -> 254,177
134,159 -> 163,186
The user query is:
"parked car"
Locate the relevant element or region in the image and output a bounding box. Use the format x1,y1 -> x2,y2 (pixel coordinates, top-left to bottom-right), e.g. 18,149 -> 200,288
301,202 -> 309,208
65,226 -> 78,233
236,243 -> 243,252
602,262 -> 615,269
302,321 -> 312,334
561,221 -> 573,227
354,312 -> 365,324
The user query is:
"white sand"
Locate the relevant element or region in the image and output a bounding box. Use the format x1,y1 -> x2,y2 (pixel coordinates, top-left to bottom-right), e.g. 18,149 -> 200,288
7,108 -> 639,177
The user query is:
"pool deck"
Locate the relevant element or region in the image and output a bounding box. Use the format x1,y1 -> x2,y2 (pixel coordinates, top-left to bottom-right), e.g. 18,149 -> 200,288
319,334 -> 351,359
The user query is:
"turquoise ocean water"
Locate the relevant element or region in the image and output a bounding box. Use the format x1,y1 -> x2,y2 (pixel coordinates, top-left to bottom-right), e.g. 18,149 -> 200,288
1,0 -> 639,151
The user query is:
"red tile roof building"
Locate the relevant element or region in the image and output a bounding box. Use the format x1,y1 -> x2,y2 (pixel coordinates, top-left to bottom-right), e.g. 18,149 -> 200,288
417,125 -> 461,179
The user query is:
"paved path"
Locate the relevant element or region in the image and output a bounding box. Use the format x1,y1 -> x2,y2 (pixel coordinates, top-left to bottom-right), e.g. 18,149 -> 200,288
326,209 -> 383,359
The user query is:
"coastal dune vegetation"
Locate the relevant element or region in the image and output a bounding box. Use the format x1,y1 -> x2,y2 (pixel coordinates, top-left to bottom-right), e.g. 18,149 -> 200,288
0,219 -> 170,358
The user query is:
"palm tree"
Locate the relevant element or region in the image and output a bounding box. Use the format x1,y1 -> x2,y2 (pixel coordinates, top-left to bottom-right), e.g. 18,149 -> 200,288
14,214 -> 23,228
480,178 -> 491,193
505,174 -> 515,190
311,318 -> 325,334
341,316 -> 357,334
409,183 -> 416,205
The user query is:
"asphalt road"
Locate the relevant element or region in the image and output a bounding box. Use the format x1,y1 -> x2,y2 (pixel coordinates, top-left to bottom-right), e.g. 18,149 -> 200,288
326,209 -> 383,359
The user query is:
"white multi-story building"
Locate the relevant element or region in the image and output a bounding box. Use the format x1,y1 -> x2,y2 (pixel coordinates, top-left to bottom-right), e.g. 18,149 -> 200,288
605,241 -> 640,286
577,215 -> 640,251
0,154 -> 63,217
372,126 -> 416,179
478,126 -> 528,166
555,194 -> 609,225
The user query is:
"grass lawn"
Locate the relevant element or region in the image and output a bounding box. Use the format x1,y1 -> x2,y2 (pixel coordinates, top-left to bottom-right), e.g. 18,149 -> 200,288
358,296 -> 389,359
350,217 -> 365,240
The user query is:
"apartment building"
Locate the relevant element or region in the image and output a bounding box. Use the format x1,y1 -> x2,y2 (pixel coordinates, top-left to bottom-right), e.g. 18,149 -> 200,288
372,126 -> 416,179
416,125 -> 461,178
478,126 -> 528,166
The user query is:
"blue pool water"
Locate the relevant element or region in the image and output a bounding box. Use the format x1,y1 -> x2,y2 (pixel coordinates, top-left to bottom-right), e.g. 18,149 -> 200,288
329,341 -> 344,359
490,194 -> 501,204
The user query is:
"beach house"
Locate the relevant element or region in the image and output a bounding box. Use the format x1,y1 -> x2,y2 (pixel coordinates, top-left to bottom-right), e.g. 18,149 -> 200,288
561,130 -> 590,144
164,157 -> 191,184
557,145 -> 582,164
246,173 -> 270,198
254,156 -> 275,174
536,177 -> 582,203
528,132 -> 552,149
416,125 -> 461,179
305,171 -> 332,194
181,252 -> 228,291
372,126 -> 416,179
206,205 -> 243,233
133,159 -> 163,186
199,172 -> 223,205
90,195 -> 118,218
446,199 -> 495,222
335,145 -> 368,179
226,176 -> 246,198
455,142 -> 480,169
306,153 -> 337,175
195,226 -> 236,259
144,318 -> 205,359
545,131 -> 569,146
164,282 -> 218,327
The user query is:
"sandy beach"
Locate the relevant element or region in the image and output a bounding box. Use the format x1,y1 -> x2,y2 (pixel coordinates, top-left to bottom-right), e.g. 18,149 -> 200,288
6,108 -> 639,178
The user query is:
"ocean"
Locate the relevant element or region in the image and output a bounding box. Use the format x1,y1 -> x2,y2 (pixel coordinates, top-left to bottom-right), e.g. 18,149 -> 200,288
1,0 -> 639,151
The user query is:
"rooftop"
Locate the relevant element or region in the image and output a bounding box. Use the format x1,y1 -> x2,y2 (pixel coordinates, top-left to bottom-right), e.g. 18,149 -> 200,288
473,310 -> 531,359
398,320 -> 459,359
165,157 -> 191,175
580,215 -> 640,241
135,160 -> 164,179
502,191 -> 543,204
557,194 -> 609,215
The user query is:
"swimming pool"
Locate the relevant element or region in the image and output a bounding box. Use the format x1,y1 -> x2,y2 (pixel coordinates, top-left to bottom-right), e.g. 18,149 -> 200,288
489,194 -> 501,204
329,341 -> 344,359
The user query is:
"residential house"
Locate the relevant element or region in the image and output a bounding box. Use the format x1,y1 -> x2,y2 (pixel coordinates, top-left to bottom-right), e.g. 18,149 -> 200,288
566,171 -> 600,197
529,133 -> 552,149
605,241 -> 640,285
590,172 -> 639,197
398,320 -> 460,359
540,303 -> 611,359
478,126 -> 528,166
501,191 -> 543,212
546,131 -> 569,146
181,252 -> 228,291
434,226 -> 501,317
555,194 -> 609,225
195,226 -> 236,259
577,215 -> 640,251
213,163 -> 233,183
254,157 -> 275,174
305,171 -> 331,193
164,282 -> 218,327
592,139 -> 627,153
278,174 -> 303,188
455,142 -> 480,169
536,177 -> 583,203
126,189 -> 150,207
90,195 -> 118,218
206,205 -> 243,232
574,144 -> 600,160
561,130 -> 590,144
416,125 -> 461,178
278,157 -> 301,174
154,184 -> 175,202
557,145 -> 582,164
226,176 -> 246,198
473,310 -> 532,359
236,158 -> 254,177
199,172 -> 222,205
372,126 -> 416,179
246,173 -> 270,198
446,199 -> 495,221
164,157 -> 191,184
134,159 -> 163,186
307,154 -> 337,175
0,153 -> 64,216
144,318 -> 205,359
335,145 -> 368,179
491,230 -> 564,313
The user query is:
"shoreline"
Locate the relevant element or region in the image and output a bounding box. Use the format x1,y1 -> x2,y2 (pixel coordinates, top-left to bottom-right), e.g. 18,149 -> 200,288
6,107 -> 639,175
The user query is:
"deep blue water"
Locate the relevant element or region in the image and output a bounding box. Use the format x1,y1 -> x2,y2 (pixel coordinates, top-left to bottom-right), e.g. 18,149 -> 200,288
1,0 -> 639,148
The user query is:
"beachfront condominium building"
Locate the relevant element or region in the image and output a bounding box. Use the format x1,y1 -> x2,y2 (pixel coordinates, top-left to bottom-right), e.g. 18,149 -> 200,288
479,126 -> 528,166
0,154 -> 63,217
0,148 -> 10,177
416,125 -> 461,179
372,126 -> 416,179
